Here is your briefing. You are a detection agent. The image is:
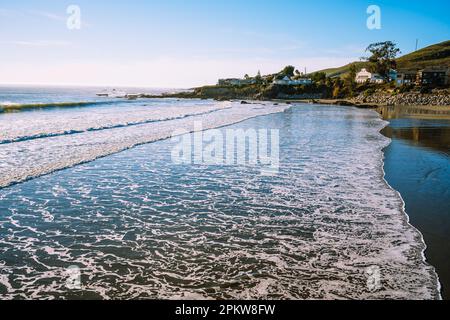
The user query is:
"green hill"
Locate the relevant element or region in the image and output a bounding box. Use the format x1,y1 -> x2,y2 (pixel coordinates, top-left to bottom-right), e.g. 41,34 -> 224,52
318,61 -> 368,78
397,40 -> 450,69
316,40 -> 450,78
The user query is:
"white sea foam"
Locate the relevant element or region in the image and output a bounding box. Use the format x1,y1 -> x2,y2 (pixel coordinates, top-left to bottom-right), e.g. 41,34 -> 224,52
0,100 -> 288,188
0,100 -> 231,144
0,103 -> 441,300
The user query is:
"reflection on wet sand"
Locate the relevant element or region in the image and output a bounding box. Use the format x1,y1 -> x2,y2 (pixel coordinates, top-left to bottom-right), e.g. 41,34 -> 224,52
377,105 -> 450,121
379,104 -> 450,299
378,106 -> 450,154
381,126 -> 450,154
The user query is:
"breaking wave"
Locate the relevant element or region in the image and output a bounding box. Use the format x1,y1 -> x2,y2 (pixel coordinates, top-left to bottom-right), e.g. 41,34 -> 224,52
0,100 -> 116,112
0,105 -> 232,144
0,100 -> 288,189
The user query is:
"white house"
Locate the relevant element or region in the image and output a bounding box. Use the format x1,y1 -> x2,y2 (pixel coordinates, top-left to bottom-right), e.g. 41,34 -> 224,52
355,68 -> 373,83
273,76 -> 312,85
371,74 -> 385,84
355,68 -> 397,84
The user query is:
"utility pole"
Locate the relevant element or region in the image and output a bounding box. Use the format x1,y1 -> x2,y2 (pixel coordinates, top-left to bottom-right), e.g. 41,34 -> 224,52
415,39 -> 419,51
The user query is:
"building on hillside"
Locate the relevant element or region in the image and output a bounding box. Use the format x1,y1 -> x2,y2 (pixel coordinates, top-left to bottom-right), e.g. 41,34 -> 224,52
355,68 -> 397,84
273,76 -> 312,85
355,68 -> 373,83
396,69 -> 419,85
417,66 -> 450,86
389,69 -> 398,82
217,78 -> 256,86
293,78 -> 313,85
370,74 -> 385,84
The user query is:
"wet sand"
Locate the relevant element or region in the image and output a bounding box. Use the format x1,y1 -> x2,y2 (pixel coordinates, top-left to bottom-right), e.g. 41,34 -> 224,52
379,105 -> 450,299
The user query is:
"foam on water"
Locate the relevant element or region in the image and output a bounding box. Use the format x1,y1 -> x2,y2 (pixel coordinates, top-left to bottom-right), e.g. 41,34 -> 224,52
0,102 -> 441,299
0,100 -> 287,188
0,100 -> 232,144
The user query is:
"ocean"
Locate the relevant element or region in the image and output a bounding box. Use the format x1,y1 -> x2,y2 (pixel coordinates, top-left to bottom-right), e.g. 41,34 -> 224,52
0,86 -> 441,299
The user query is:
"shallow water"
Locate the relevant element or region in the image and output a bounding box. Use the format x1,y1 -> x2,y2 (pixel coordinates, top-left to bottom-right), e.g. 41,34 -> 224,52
380,106 -> 450,299
0,99 -> 440,299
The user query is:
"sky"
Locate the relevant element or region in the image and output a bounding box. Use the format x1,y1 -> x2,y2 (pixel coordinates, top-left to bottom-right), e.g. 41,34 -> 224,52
0,0 -> 449,88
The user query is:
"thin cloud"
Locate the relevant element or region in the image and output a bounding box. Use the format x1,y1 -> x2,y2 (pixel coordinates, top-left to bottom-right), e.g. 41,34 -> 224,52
200,45 -> 304,55
0,8 -> 91,27
30,9 -> 92,28
0,8 -> 25,18
0,40 -> 72,47
30,10 -> 66,22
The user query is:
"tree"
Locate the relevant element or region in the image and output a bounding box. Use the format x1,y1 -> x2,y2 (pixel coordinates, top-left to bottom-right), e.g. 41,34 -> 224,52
255,70 -> 263,84
280,65 -> 295,77
332,78 -> 343,99
343,64 -> 357,96
364,41 -> 400,80
325,77 -> 333,87
310,72 -> 326,83
244,74 -> 250,79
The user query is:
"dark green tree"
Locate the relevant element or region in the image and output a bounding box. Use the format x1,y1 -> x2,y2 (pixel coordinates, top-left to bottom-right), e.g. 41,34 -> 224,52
280,65 -> 295,77
364,41 -> 401,80
310,72 -> 326,83
343,64 -> 357,96
332,78 -> 343,99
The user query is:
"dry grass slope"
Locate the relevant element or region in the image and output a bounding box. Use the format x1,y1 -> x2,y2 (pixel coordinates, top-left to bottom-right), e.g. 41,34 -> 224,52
317,40 -> 450,78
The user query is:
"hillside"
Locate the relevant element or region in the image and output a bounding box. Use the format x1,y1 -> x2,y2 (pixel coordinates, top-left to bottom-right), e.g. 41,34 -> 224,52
397,40 -> 450,69
316,40 -> 450,78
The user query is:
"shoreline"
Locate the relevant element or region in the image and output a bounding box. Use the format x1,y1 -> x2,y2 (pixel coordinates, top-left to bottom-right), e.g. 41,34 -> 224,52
379,108 -> 450,299
276,98 -> 450,111
378,117 -> 443,300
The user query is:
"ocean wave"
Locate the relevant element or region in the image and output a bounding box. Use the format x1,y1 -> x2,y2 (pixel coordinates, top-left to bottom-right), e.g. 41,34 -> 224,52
0,102 -> 289,189
0,100 -> 116,112
0,105 -> 233,145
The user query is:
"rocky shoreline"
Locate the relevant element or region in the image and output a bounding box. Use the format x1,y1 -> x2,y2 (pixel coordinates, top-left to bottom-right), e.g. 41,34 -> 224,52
353,89 -> 450,106
149,86 -> 450,108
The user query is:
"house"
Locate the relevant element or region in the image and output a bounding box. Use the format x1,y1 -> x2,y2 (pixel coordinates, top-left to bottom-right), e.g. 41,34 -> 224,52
218,78 -> 239,86
273,76 -> 312,85
294,78 -> 313,85
355,68 -> 373,83
371,74 -> 385,84
217,78 -> 256,86
389,69 -> 398,82
417,66 -> 450,86
355,68 -> 397,84
396,69 -> 418,85
273,76 -> 291,85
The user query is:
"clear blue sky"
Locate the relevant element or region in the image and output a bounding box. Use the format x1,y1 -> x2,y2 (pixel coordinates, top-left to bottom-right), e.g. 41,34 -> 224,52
1,0 -> 449,87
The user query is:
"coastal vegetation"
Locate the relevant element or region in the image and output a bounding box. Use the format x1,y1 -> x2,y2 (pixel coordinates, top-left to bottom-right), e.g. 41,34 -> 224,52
363,41 -> 401,80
